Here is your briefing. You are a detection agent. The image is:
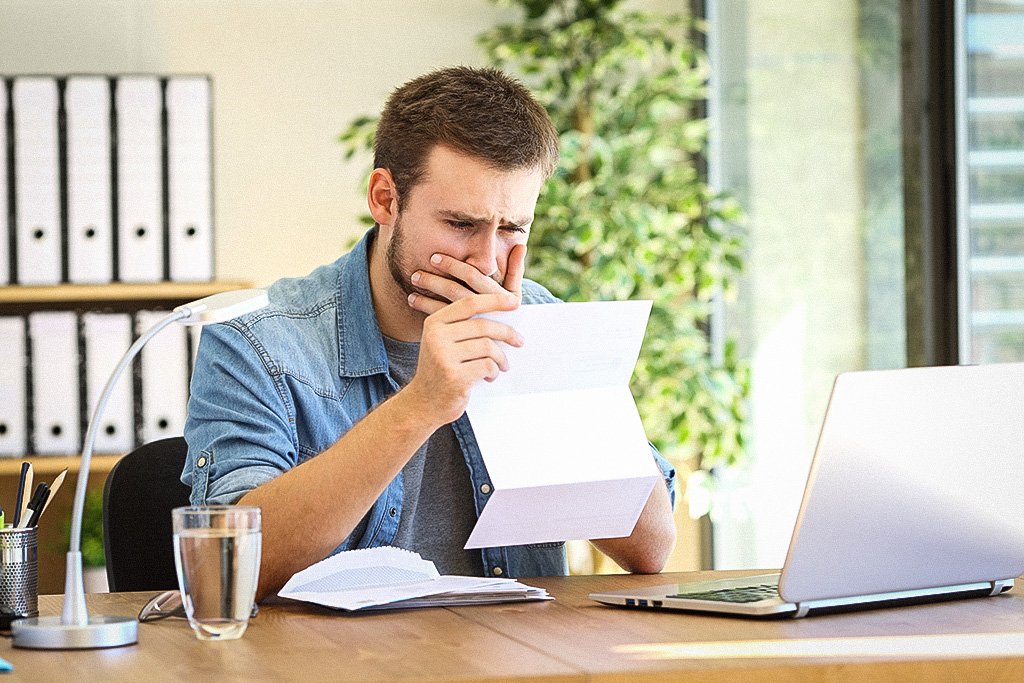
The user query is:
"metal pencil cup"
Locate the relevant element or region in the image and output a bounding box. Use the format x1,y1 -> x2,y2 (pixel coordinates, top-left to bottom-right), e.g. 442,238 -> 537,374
0,526 -> 38,630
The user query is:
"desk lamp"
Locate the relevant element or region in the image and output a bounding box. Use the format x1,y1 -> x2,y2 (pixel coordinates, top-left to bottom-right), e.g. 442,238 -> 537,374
11,288 -> 269,649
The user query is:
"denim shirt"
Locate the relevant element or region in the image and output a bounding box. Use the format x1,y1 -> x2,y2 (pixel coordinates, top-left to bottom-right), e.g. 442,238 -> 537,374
182,228 -> 677,579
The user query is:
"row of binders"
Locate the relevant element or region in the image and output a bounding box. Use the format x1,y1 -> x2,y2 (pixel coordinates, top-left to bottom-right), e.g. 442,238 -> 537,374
0,311 -> 199,456
0,74 -> 214,285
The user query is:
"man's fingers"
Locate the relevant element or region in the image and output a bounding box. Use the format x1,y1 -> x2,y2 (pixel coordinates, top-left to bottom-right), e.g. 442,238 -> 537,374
429,253 -> 503,295
502,244 -> 527,295
411,269 -> 474,303
430,292 -> 519,324
451,338 -> 510,372
414,292 -> 504,322
465,357 -> 502,383
407,292 -> 448,316
422,312 -> 523,350
448,317 -> 524,346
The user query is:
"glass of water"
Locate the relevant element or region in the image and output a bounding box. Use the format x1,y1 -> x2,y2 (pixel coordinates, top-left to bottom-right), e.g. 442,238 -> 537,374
172,505 -> 261,641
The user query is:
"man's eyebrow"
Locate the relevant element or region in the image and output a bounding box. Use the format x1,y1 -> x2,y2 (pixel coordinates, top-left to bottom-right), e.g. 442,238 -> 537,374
437,210 -> 532,227
437,210 -> 485,224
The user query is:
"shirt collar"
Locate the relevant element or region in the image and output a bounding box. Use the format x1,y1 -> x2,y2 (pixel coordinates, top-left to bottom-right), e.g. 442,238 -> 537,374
335,227 -> 390,378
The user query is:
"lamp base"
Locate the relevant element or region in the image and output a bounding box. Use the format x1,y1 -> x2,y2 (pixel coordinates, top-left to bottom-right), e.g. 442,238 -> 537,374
11,615 -> 138,649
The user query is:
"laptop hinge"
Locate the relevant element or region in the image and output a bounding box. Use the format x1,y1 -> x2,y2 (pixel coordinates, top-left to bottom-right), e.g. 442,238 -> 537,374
990,580 -> 1013,596
793,602 -> 811,618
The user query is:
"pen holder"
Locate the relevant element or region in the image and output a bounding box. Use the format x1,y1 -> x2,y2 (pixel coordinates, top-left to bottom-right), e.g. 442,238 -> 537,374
0,526 -> 38,631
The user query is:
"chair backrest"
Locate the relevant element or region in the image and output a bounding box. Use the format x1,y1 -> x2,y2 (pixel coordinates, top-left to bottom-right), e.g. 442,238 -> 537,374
102,437 -> 192,592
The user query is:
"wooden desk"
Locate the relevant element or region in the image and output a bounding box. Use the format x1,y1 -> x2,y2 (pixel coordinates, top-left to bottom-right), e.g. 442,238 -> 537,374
5,571 -> 1024,681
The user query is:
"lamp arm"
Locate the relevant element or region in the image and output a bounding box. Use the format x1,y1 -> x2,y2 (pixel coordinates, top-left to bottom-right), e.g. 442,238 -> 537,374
62,309 -> 188,626
10,289 -> 264,645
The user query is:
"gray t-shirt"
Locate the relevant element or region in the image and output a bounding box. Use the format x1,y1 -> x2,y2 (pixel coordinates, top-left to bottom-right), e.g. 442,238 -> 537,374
382,336 -> 485,577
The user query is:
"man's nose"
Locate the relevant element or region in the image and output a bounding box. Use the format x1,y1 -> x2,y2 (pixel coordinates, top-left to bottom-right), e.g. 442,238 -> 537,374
466,232 -> 500,278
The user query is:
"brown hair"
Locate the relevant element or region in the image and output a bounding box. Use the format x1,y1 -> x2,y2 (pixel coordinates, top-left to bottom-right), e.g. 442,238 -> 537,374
374,66 -> 559,209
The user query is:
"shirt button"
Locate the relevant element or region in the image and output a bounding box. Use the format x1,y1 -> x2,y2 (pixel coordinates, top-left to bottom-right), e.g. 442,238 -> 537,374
196,456 -> 207,468
480,483 -> 491,495
492,567 -> 503,576
389,507 -> 397,517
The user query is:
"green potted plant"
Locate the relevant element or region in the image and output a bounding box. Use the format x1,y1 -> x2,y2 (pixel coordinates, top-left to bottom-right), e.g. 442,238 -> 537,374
339,0 -> 748,562
58,487 -> 108,593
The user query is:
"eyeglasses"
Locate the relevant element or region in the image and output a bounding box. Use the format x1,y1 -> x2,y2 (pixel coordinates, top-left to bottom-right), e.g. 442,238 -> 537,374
138,590 -> 259,623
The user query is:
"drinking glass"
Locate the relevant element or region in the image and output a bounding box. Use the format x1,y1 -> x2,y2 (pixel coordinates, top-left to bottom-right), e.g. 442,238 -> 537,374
171,506 -> 261,640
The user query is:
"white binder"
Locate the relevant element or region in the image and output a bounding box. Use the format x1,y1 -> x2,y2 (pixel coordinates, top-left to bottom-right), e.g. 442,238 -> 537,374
0,317 -> 27,456
66,76 -> 113,284
166,76 -> 213,282
82,312 -> 133,453
137,310 -> 189,443
13,77 -> 62,285
0,81 -> 10,285
115,75 -> 163,282
28,311 -> 80,455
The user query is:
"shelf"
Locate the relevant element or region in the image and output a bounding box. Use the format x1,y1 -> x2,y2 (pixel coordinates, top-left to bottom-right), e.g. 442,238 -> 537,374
0,454 -> 122,476
0,280 -> 254,305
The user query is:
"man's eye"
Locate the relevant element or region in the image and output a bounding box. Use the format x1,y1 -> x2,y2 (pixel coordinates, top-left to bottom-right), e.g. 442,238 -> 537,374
446,220 -> 474,229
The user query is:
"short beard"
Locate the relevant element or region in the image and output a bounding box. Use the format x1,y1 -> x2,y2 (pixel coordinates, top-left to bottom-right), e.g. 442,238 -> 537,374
385,215 -> 417,298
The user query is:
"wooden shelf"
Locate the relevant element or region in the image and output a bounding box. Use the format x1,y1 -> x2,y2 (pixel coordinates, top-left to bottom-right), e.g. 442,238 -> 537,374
0,454 -> 122,476
0,280 -> 254,305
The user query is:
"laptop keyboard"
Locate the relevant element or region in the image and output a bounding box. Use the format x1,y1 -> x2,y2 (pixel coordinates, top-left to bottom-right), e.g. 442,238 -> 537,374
670,582 -> 780,603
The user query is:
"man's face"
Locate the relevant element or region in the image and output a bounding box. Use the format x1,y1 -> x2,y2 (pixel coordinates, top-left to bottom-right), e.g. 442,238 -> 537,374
382,145 -> 544,301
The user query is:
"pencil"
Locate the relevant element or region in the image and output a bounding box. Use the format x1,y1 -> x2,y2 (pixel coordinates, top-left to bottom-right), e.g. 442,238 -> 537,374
39,467 -> 68,518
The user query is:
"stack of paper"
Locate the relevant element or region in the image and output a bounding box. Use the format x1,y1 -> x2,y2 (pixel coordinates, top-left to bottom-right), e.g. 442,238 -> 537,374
279,546 -> 551,611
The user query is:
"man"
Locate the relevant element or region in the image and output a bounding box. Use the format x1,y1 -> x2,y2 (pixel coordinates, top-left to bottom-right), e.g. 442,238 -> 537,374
183,67 -> 676,600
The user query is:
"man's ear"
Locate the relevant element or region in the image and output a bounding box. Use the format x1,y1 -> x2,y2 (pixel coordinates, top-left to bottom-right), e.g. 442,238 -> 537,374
367,168 -> 399,226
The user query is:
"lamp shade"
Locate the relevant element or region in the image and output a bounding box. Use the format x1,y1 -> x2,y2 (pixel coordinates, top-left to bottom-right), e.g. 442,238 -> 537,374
175,288 -> 270,325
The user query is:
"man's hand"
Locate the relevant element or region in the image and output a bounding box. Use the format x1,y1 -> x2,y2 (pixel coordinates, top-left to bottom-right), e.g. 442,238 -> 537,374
404,244 -> 527,425
408,243 -> 527,311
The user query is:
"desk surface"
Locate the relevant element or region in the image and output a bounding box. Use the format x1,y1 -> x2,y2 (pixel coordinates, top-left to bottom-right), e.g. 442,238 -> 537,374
5,571 -> 1024,682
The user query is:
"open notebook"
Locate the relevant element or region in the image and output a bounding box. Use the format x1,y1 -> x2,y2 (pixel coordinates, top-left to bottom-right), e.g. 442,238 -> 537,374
279,546 -> 550,611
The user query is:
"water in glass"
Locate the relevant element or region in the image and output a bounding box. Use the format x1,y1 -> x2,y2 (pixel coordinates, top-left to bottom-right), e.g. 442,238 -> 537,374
173,509 -> 261,641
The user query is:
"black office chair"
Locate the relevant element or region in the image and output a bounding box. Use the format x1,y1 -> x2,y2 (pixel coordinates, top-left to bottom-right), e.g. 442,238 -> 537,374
102,437 -> 192,593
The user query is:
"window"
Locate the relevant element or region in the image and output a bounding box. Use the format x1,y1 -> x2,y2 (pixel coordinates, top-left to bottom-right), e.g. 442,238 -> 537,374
956,0 -> 1024,362
706,0 -> 905,567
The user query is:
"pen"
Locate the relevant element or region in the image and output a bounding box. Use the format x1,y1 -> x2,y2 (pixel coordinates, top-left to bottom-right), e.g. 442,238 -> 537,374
39,468 -> 68,518
22,483 -> 49,528
12,462 -> 29,527
18,462 -> 33,528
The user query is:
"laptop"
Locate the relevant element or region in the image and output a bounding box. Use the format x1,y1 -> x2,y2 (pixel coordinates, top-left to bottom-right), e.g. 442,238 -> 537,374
591,363 -> 1024,618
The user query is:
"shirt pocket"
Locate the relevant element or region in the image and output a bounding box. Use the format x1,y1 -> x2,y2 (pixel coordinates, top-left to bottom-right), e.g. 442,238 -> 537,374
289,376 -> 359,459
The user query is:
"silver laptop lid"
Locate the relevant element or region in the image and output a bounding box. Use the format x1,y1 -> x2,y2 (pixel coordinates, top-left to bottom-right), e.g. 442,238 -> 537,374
779,363 -> 1024,603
